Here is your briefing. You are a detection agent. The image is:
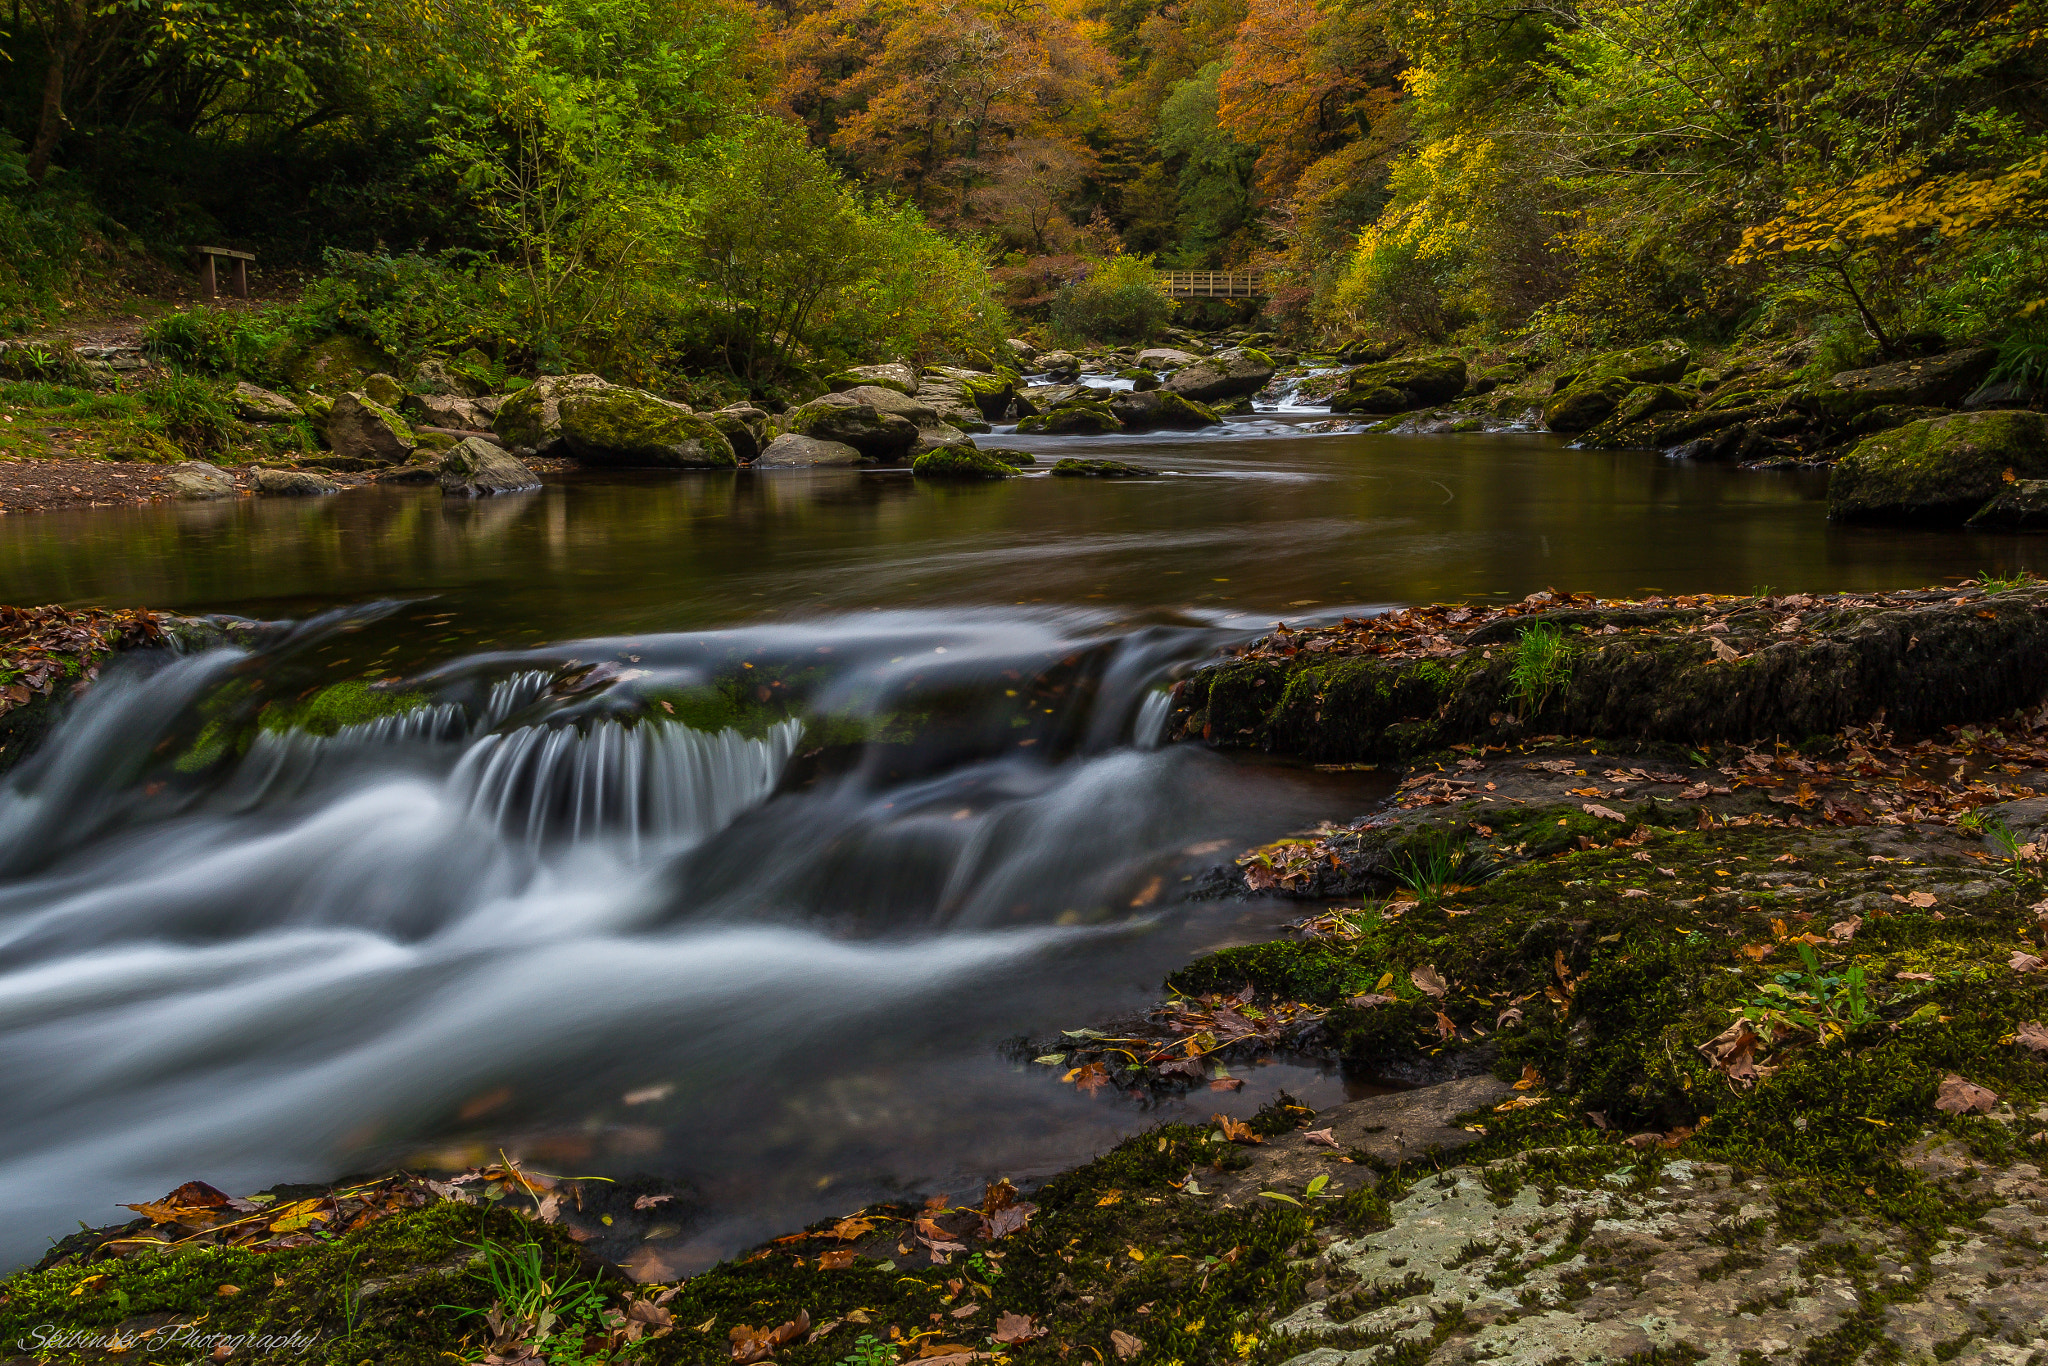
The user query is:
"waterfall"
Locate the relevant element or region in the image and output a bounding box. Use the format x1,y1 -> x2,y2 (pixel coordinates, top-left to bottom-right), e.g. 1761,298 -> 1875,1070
450,717 -> 804,849
1133,690 -> 1174,750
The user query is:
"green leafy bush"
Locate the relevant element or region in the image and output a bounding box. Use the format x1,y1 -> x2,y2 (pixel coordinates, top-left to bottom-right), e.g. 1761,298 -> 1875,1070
142,308 -> 301,384
1049,254 -> 1172,344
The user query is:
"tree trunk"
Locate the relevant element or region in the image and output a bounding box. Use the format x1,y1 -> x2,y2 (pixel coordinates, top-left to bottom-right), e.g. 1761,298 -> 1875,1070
26,2 -> 85,182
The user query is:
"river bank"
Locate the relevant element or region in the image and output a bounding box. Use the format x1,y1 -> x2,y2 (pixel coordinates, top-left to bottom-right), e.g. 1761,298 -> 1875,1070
2,586 -> 2045,1365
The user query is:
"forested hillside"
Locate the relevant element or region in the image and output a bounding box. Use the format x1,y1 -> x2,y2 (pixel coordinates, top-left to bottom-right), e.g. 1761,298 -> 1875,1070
3,0 -> 2045,375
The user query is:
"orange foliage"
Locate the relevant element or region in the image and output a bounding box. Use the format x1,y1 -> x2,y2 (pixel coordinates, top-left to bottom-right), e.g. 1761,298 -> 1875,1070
1217,0 -> 1400,201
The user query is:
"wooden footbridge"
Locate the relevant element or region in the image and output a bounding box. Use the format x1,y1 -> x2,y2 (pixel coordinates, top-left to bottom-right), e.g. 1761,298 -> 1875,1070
1159,272 -> 1265,299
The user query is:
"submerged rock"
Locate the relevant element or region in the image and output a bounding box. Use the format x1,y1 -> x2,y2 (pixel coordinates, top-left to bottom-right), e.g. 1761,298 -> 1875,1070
252,468 -> 340,497
164,461 -> 238,500
438,437 -> 540,495
1828,410 -> 2048,523
911,444 -> 1020,479
1050,458 -> 1153,477
753,433 -> 867,467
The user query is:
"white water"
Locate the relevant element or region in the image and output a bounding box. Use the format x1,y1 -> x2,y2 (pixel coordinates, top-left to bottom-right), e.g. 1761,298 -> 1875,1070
0,609 -> 1370,1267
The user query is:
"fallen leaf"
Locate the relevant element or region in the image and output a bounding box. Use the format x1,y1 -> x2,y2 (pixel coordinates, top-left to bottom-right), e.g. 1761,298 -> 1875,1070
2015,1021 -> 2048,1053
2012,952 -> 2045,973
1583,802 -> 1626,821
634,1194 -> 674,1211
1095,1190 -> 1122,1206
1301,1128 -> 1339,1149
1934,1074 -> 1998,1116
730,1310 -> 811,1363
1110,1329 -> 1145,1360
1410,965 -> 1448,998
1214,1114 -> 1264,1145
818,1249 -> 857,1270
1512,1064 -> 1542,1091
1698,1018 -> 1764,1088
1829,917 -> 1862,942
1893,891 -> 1938,908
1345,993 -> 1396,1008
1619,888 -> 1651,899
1896,971 -> 1937,981
994,1311 -> 1046,1344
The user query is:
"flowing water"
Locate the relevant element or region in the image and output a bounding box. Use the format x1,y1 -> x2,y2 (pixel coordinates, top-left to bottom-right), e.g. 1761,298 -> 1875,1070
0,412 -> 2038,1269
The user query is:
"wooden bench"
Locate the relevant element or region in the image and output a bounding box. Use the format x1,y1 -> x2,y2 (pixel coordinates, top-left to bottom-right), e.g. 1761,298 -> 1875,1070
191,246 -> 254,299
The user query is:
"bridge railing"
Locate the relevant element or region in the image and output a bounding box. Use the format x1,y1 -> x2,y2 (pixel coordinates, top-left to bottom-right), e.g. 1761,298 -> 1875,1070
1159,271 -> 1263,299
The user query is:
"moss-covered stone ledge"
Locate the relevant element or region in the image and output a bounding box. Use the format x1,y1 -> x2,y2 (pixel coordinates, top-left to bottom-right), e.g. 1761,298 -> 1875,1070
1171,585 -> 2048,764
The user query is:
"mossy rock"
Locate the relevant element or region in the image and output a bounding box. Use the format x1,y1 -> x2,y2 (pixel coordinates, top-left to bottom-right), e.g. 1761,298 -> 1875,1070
1544,340 -> 1693,432
558,386 -> 737,468
1828,410 -> 2048,524
1115,368 -> 1160,390
911,444 -> 1021,479
1051,458 -> 1154,478
983,447 -> 1036,466
1110,389 -> 1221,431
1329,355 -> 1469,413
1016,403 -> 1123,435
288,333 -> 396,391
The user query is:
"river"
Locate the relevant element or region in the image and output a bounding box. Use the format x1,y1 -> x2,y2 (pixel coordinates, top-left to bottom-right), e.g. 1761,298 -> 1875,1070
0,413 -> 2033,1270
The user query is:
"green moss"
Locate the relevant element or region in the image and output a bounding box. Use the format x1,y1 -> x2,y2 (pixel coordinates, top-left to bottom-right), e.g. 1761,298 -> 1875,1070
911,444 -> 1020,479
259,680 -> 432,737
558,389 -> 737,468
1049,458 -> 1153,478
0,1203 -> 583,1366
1828,410 -> 2048,523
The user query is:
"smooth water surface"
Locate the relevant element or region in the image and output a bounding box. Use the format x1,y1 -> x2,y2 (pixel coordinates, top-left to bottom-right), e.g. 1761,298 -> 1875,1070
0,417 -> 2034,1269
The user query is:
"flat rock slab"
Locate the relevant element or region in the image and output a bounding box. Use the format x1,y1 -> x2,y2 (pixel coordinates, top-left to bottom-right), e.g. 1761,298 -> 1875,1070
1209,1075 -> 1513,1207
1276,1154 -> 2048,1366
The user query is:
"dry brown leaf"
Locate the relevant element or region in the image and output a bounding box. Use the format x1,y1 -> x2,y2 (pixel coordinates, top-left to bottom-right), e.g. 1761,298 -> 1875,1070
1894,891 -> 1939,909
817,1249 -> 857,1271
1934,1074 -> 1998,1116
1302,1128 -> 1339,1149
1410,965 -> 1448,998
1583,802 -> 1626,821
1829,917 -> 1862,942
994,1311 -> 1046,1344
1698,1018 -> 1764,1088
1213,1114 -> 1264,1145
2014,1021 -> 2048,1053
2011,951 -> 2045,973
1111,1329 -> 1145,1360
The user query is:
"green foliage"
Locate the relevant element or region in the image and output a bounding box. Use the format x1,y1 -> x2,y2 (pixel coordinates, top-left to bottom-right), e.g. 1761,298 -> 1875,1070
299,250 -> 517,369
1506,621 -> 1574,716
1389,827 -> 1501,904
1049,254 -> 1172,344
142,308 -> 302,384
1157,63 -> 1258,268
835,1335 -> 900,1366
143,374 -> 241,456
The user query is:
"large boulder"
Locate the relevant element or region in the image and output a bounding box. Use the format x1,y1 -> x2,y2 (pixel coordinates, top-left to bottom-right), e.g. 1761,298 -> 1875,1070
919,366 -> 1014,421
911,444 -> 1020,480
785,393 -> 920,459
1005,338 -> 1038,365
252,468 -> 340,497
826,363 -> 918,395
1328,355 -> 1468,414
1828,411 -> 2048,523
1016,383 -> 1108,416
557,385 -> 736,467
439,437 -> 541,495
1162,348 -> 1275,403
288,334 -> 394,390
1136,347 -> 1200,371
165,461 -> 237,500
323,392 -> 416,466
1543,340 -> 1693,432
1110,390 -> 1222,431
413,358 -> 484,397
491,374 -> 612,454
1798,347 -> 1999,424
1016,401 -> 1123,435
754,433 -> 867,467
711,406 -> 769,463
231,382 -> 302,423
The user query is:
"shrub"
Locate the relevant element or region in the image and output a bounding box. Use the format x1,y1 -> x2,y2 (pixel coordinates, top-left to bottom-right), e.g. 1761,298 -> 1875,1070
299,249 -> 518,367
142,374 -> 240,455
142,308 -> 302,384
1049,254 -> 1172,344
